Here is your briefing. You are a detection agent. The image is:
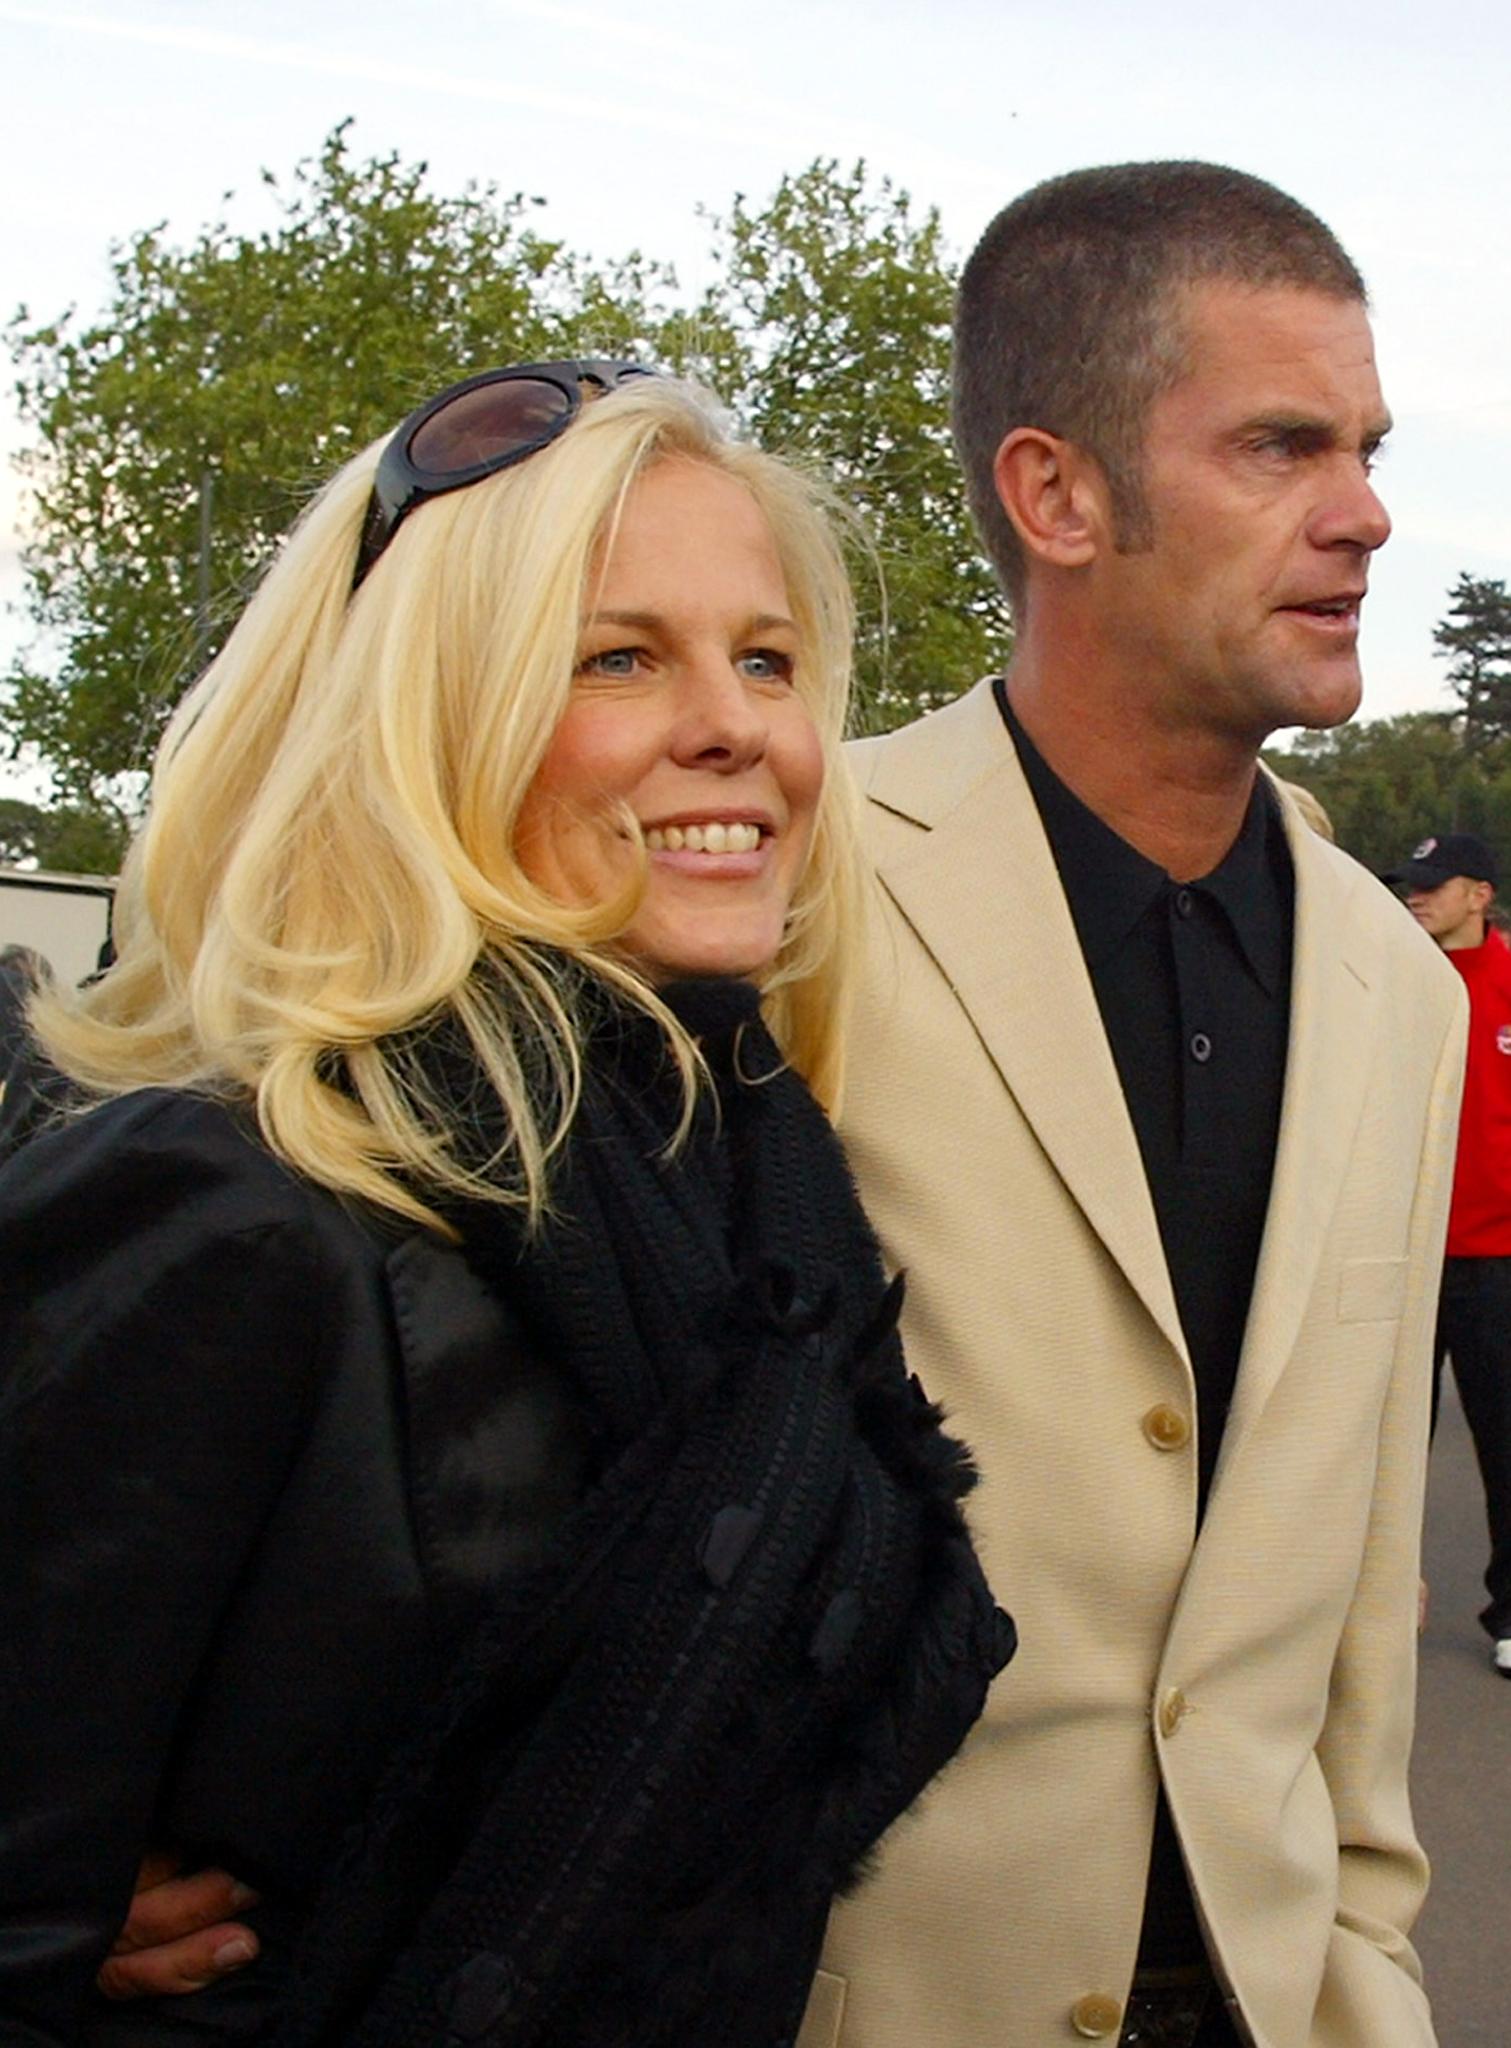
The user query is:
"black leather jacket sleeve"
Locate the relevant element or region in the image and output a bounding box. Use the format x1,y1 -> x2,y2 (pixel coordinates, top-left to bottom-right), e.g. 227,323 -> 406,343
0,1092 -> 328,2045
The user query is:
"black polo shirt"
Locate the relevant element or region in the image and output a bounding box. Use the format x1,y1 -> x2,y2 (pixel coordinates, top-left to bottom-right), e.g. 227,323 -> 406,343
995,678 -> 1294,1971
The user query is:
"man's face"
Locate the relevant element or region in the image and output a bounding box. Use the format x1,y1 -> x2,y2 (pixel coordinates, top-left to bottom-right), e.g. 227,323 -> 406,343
1405,875 -> 1491,950
1089,280 -> 1392,747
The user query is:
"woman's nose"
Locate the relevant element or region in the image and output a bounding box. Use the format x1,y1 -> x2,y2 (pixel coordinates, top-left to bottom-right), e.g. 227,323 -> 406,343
671,661 -> 769,769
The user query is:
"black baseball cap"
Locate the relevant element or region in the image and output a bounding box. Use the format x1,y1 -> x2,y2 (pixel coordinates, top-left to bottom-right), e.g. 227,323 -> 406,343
1382,832 -> 1498,890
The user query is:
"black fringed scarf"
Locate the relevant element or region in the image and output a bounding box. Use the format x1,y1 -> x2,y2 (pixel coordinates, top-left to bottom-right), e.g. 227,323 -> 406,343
274,973 -> 1014,2048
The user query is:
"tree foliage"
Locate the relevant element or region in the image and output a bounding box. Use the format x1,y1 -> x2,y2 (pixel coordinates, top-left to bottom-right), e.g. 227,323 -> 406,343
4,125 -> 676,814
1264,711 -> 1511,875
689,163 -> 1008,732
1266,573 -> 1511,875
1433,572 -> 1511,746
5,133 -> 1005,844
0,795 -> 128,873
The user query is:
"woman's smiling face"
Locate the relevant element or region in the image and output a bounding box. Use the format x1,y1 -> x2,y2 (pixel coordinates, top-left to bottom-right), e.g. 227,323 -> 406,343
515,457 -> 825,983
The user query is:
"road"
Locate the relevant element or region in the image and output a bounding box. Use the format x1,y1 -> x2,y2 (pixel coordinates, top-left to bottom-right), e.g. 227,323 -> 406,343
1412,1373 -> 1511,2046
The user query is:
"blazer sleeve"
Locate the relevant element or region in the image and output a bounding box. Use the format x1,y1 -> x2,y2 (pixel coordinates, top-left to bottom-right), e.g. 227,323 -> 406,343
1313,991 -> 1465,2044
0,1093 -> 327,2045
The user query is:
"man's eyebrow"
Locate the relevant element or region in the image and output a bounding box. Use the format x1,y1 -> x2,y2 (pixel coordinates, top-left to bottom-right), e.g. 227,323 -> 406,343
1238,410 -> 1330,441
1231,409 -> 1394,450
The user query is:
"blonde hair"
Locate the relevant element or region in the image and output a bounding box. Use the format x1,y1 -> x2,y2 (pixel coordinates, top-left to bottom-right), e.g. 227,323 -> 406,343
36,377 -> 864,1231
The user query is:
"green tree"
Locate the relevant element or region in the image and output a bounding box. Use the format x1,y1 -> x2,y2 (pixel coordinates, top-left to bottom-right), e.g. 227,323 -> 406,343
4,123 -> 672,818
1433,572 -> 1511,745
1264,710 -> 1511,873
0,795 -> 128,872
690,162 -> 1009,732
6,138 -> 1007,840
1267,574 -> 1511,877
0,799 -> 46,867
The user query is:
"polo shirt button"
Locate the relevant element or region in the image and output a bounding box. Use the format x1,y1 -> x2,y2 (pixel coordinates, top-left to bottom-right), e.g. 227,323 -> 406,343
1070,1991 -> 1124,2037
1158,1685 -> 1190,1738
1189,1031 -> 1213,1063
1175,887 -> 1195,917
1142,1403 -> 1191,1452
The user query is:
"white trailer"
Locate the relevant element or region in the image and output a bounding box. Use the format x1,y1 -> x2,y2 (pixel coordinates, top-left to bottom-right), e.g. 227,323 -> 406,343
0,867 -> 116,988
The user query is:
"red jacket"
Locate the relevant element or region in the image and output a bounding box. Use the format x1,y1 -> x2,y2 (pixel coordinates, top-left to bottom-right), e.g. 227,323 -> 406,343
1445,925 -> 1511,1255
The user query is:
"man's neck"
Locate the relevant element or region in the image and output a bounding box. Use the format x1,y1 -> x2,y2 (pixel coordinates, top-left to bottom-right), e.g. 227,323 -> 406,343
1004,651 -> 1260,883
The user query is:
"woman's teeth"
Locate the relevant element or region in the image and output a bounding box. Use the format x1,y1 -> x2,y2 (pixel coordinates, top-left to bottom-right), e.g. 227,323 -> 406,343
644,823 -> 762,853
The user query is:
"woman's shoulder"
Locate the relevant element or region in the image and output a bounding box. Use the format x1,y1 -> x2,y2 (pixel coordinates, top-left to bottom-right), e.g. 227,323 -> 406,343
0,1083 -> 398,1295
0,1087 -> 419,1456
6,1083 -> 300,1209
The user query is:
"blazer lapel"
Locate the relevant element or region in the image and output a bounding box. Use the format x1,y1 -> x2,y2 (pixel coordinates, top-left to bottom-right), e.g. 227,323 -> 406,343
1222,807 -> 1379,1454
861,684 -> 1188,1364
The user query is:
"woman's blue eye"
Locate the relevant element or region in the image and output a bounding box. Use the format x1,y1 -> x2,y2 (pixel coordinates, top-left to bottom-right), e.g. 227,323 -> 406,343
580,648 -> 639,677
740,649 -> 795,682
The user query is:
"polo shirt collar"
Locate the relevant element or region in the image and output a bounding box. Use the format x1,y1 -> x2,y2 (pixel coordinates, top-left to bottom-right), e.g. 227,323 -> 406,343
994,677 -> 1289,997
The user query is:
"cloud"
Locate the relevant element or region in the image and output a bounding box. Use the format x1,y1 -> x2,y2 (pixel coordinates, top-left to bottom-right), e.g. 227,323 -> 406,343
0,4 -> 826,155
0,2 -> 1018,204
479,0 -> 743,66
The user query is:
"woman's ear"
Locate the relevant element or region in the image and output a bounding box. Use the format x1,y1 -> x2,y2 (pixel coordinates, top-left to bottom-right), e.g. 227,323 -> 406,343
992,428 -> 1107,574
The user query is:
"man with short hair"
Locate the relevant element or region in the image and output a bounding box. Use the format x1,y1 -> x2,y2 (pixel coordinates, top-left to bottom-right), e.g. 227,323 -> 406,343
1386,830 -> 1511,1677
806,163 -> 1462,2048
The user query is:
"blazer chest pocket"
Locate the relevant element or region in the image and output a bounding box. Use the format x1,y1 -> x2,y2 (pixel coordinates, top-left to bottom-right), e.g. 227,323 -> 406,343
1337,1256 -> 1409,1324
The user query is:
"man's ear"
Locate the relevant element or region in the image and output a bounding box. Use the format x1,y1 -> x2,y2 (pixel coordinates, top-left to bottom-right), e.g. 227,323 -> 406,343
992,428 -> 1107,573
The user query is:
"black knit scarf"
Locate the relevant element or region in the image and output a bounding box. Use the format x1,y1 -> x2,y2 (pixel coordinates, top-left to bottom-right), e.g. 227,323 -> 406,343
273,972 -> 1013,2048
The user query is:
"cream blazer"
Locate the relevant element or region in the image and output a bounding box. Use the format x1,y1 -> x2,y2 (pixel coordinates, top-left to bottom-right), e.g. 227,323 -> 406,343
799,681 -> 1465,2048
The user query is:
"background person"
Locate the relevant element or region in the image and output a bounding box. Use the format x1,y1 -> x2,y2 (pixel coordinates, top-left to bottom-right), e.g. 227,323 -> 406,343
1276,778 -> 1335,843
0,943 -> 52,1092
0,367 -> 1010,2047
1386,830 -> 1511,1676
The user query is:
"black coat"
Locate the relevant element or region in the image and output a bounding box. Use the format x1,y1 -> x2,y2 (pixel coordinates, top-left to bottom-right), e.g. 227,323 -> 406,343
0,1009 -> 1011,2048
0,1089 -> 589,2045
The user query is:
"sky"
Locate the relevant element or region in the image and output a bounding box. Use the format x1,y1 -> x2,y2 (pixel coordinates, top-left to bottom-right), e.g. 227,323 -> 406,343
3,0 -> 1510,798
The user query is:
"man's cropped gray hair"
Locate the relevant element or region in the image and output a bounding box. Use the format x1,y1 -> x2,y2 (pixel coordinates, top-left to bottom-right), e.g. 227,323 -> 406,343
952,160 -> 1367,613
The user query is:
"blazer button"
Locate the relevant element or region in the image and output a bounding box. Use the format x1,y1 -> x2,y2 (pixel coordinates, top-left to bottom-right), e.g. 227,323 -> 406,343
1158,1685 -> 1189,1738
1070,1991 -> 1124,2038
1141,1403 -> 1191,1452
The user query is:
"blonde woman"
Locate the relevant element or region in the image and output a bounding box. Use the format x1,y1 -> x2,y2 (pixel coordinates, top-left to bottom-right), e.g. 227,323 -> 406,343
0,367 -> 1013,2047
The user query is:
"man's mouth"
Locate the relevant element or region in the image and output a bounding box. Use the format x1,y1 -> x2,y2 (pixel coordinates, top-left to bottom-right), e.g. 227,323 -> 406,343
644,821 -> 766,854
1283,593 -> 1364,622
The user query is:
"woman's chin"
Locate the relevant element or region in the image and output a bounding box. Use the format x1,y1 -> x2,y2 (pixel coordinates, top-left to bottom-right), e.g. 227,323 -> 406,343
625,919 -> 785,987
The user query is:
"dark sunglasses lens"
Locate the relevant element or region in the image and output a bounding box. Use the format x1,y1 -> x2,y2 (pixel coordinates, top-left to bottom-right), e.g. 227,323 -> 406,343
408,377 -> 574,476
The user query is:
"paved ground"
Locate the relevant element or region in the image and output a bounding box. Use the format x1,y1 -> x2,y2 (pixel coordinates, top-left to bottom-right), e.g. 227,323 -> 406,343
1411,1375 -> 1511,2046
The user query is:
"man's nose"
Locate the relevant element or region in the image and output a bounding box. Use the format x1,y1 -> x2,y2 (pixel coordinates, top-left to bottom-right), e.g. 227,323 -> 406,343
1314,459 -> 1392,553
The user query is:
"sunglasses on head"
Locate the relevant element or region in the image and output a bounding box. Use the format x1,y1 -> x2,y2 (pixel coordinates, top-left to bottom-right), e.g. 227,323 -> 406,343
351,358 -> 657,590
